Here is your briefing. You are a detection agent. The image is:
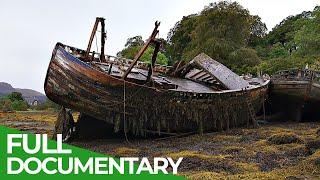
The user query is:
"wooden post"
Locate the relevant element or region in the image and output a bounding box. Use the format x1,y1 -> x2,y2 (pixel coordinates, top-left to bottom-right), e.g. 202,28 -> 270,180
122,21 -> 160,79
146,40 -> 161,84
85,17 -> 106,62
100,18 -> 106,62
86,18 -> 100,60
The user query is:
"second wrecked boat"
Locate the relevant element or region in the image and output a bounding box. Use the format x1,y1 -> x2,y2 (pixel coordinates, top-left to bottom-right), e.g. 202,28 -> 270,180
44,17 -> 270,139
269,68 -> 320,121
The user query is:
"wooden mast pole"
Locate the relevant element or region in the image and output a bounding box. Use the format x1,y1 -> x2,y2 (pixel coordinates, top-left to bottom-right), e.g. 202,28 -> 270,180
85,17 -> 106,62
86,18 -> 100,60
100,18 -> 106,62
122,21 -> 160,79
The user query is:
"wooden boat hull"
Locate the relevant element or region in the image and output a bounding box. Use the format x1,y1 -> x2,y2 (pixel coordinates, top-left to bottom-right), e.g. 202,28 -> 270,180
45,43 -> 269,135
269,78 -> 320,121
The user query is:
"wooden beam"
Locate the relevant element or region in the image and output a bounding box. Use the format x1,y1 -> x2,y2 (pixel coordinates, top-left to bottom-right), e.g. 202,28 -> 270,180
122,21 -> 160,79
146,41 -> 161,84
86,18 -> 100,60
100,18 -> 106,62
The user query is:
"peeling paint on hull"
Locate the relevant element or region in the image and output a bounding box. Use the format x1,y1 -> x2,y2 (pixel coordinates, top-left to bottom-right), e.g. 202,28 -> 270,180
44,43 -> 269,135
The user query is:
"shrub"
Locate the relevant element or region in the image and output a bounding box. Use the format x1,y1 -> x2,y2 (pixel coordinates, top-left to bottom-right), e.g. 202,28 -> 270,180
228,47 -> 262,67
0,99 -> 13,112
32,99 -> 60,111
257,55 -> 317,75
7,92 -> 24,102
11,100 -> 29,111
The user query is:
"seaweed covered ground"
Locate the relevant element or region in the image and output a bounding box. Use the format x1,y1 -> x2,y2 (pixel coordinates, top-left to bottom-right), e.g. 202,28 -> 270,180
1,111 -> 320,179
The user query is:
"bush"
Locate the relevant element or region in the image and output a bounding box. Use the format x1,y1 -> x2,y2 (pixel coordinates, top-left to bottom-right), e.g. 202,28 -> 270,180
118,44 -> 169,65
267,132 -> 301,145
7,92 -> 24,102
33,99 -> 60,111
257,55 -> 317,75
228,47 -> 262,67
0,92 -> 29,111
0,99 -> 13,112
11,100 -> 29,111
227,48 -> 261,75
267,43 -> 289,58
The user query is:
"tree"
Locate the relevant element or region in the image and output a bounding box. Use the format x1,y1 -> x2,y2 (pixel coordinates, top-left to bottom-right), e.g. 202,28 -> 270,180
228,47 -> 261,67
227,47 -> 261,74
11,100 -> 28,111
268,43 -> 289,58
125,36 -> 144,47
166,1 -> 266,73
294,7 -> 320,56
117,36 -> 169,65
7,92 -> 24,102
0,92 -> 29,111
166,14 -> 199,64
0,99 -> 12,112
248,15 -> 267,47
263,10 -> 312,57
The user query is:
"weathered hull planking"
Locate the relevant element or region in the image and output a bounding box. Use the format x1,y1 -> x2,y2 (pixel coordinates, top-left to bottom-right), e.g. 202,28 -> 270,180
269,69 -> 320,121
45,43 -> 269,135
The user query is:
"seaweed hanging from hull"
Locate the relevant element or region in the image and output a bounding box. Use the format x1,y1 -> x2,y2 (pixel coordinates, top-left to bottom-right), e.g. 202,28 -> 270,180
88,85 -> 265,136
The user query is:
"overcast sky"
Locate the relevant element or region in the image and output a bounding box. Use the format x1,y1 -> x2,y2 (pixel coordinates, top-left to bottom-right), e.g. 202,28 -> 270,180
0,0 -> 319,93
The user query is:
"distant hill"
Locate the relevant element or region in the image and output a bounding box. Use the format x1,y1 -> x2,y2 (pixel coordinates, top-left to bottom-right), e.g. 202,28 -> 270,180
15,88 -> 44,97
0,82 -> 46,105
0,82 -> 15,94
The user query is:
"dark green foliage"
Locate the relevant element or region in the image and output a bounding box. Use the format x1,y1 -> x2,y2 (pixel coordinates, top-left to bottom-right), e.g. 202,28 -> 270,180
253,6 -> 320,74
164,2 -> 320,75
228,48 -> 261,67
0,92 -> 29,111
115,2 -> 320,75
125,36 -> 144,47
267,43 -> 289,59
259,10 -> 312,57
166,14 -> 199,64
228,47 -> 261,75
117,36 -> 169,65
7,92 -> 24,102
166,1 -> 266,74
11,100 -> 28,111
0,98 -> 12,112
294,8 -> 320,56
257,55 -> 317,75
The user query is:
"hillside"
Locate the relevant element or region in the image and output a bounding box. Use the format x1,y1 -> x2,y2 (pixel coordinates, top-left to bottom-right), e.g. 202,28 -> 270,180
0,82 -> 15,94
14,88 -> 44,97
0,82 -> 46,104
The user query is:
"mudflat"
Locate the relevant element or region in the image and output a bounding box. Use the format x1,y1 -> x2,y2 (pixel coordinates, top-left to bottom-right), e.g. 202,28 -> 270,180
1,111 -> 320,179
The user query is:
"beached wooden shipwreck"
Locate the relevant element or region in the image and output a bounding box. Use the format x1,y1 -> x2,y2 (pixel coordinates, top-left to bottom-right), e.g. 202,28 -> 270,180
44,17 -> 270,140
269,68 -> 320,121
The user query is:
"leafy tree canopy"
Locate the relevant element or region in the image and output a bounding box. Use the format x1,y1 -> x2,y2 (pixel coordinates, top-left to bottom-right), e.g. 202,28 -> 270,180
116,2 -> 320,75
7,92 -> 24,102
117,36 -> 169,65
125,36 -> 144,47
166,1 -> 266,73
0,92 -> 29,111
294,7 -> 320,56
